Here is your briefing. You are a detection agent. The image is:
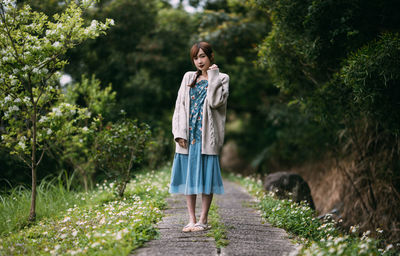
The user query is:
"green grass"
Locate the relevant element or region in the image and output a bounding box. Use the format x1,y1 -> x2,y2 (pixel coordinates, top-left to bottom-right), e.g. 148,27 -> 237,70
224,172 -> 398,256
0,172 -> 96,236
0,166 -> 171,255
206,202 -> 229,248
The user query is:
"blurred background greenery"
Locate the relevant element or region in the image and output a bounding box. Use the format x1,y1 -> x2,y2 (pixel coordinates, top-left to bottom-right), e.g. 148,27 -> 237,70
1,0 -> 399,245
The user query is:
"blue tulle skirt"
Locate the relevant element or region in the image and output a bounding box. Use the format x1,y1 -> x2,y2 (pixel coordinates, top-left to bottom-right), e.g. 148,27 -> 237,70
169,142 -> 224,195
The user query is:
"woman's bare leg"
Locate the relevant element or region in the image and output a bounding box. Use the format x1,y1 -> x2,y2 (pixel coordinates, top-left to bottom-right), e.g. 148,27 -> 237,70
199,193 -> 213,224
186,194 -> 197,223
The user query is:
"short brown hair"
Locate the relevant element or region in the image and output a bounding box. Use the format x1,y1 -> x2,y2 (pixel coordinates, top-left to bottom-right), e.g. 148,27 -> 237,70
188,42 -> 214,87
190,41 -> 214,65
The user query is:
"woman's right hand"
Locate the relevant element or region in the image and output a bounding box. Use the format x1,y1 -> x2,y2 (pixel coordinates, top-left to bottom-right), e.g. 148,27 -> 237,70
176,138 -> 188,149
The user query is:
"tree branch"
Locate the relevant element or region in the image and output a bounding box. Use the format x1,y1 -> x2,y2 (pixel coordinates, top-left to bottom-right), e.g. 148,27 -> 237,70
36,148 -> 46,166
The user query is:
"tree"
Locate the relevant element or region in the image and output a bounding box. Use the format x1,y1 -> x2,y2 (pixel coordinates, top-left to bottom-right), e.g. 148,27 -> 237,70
0,0 -> 113,221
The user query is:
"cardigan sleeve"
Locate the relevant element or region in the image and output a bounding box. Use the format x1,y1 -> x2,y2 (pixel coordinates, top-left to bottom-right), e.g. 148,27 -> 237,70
172,72 -> 188,142
206,68 -> 229,109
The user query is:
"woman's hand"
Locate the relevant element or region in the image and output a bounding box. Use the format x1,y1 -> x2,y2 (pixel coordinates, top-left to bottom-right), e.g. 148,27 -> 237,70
208,64 -> 218,70
176,138 -> 188,149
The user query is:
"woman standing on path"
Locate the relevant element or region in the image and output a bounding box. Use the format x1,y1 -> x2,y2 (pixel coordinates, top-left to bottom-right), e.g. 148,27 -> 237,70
169,42 -> 229,232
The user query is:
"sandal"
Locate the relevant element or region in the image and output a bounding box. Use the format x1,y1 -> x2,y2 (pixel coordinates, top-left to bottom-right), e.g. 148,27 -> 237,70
192,222 -> 210,232
182,222 -> 195,232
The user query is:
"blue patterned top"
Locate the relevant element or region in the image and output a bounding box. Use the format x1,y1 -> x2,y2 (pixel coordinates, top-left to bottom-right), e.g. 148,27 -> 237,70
189,79 -> 208,145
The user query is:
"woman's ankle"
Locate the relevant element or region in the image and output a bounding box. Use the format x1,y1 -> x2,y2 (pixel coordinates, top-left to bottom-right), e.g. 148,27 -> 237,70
198,218 -> 207,224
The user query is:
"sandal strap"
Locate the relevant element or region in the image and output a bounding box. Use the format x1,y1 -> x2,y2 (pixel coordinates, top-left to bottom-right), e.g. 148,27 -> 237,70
184,222 -> 195,228
194,222 -> 208,228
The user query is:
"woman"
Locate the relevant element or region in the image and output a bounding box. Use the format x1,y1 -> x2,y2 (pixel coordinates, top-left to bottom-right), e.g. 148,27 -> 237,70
169,41 -> 230,232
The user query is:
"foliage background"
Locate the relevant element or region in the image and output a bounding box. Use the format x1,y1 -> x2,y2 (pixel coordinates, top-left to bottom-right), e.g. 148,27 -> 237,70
1,0 -> 399,246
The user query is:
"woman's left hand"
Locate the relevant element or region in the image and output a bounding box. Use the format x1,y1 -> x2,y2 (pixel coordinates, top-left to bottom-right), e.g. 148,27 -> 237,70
208,64 -> 218,70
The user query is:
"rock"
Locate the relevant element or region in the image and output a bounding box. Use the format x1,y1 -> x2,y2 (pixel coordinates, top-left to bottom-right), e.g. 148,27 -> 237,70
264,171 -> 315,209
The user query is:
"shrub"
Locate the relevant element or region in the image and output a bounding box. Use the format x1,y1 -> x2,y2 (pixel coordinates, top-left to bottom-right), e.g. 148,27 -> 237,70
95,119 -> 151,197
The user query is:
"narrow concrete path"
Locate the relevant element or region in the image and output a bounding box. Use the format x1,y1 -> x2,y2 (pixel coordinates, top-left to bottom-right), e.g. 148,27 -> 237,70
132,179 -> 298,256
132,194 -> 216,256
215,180 -> 298,256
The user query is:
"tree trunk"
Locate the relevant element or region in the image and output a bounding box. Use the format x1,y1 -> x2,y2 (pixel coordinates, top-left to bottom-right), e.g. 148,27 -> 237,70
29,108 -> 37,222
29,163 -> 37,221
83,174 -> 88,193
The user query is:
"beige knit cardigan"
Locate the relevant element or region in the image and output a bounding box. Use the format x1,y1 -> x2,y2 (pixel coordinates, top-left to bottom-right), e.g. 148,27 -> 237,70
172,68 -> 229,155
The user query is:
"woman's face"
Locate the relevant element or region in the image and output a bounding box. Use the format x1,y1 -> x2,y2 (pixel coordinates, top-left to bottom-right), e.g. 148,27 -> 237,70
193,48 -> 212,73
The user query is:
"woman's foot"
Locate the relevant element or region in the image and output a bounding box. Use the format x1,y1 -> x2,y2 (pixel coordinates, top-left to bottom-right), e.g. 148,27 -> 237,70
182,222 -> 196,232
192,222 -> 210,232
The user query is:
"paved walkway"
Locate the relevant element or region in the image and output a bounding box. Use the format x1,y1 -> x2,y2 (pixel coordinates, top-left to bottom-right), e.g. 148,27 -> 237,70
132,180 -> 298,256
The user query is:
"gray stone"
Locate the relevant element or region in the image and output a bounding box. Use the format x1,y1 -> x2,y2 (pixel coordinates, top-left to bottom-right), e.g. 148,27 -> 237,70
264,172 -> 315,209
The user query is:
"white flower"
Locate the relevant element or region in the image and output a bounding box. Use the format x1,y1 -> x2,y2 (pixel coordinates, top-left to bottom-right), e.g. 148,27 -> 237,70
91,242 -> 100,248
54,109 -> 62,116
386,244 -> 394,251
47,129 -> 52,135
363,230 -> 371,236
350,225 -> 358,233
45,29 -> 54,36
9,105 -> 19,112
4,95 -> 11,103
108,18 -> 115,26
52,41 -> 61,48
13,98 -> 21,103
3,0 -> 16,6
39,116 -> 48,123
61,216 -> 71,223
116,231 -> 122,240
72,230 -> 78,237
18,141 -> 26,150
82,127 -> 89,132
